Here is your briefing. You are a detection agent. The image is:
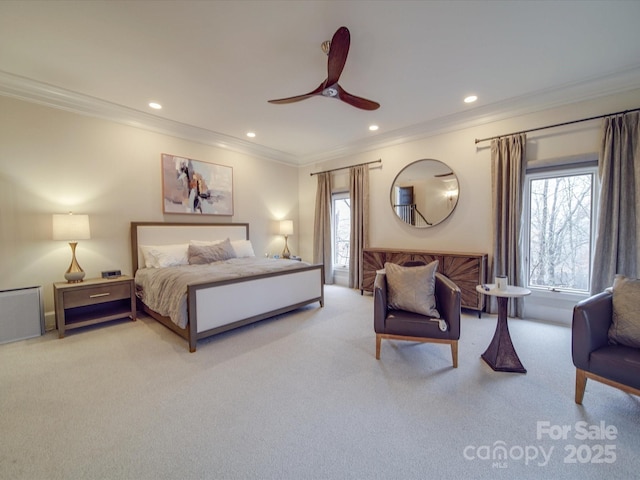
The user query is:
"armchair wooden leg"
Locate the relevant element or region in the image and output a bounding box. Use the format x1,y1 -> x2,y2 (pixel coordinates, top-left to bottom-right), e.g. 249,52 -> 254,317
451,341 -> 458,368
376,334 -> 382,360
575,368 -> 587,405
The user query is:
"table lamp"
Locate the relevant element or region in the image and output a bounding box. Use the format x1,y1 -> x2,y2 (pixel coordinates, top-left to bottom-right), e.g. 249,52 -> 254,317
280,220 -> 293,259
53,212 -> 91,283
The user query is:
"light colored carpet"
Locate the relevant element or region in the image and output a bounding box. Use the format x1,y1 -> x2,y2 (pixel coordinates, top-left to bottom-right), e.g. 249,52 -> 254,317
1,285 -> 638,479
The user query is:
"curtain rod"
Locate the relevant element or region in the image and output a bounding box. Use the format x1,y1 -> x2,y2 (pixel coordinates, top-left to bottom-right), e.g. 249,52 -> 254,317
474,107 -> 640,144
309,159 -> 382,176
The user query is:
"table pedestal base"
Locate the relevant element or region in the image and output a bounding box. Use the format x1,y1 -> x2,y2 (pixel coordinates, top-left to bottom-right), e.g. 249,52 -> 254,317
481,296 -> 526,373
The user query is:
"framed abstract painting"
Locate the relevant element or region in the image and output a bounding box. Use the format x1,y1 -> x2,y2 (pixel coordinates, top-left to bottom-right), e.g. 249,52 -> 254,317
161,153 -> 233,215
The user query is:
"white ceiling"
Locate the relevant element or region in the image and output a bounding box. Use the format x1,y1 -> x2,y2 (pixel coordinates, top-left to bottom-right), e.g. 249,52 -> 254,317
1,0 -> 640,166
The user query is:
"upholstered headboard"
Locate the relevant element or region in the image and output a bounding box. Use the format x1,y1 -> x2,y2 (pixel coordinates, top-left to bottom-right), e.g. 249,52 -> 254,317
130,222 -> 250,273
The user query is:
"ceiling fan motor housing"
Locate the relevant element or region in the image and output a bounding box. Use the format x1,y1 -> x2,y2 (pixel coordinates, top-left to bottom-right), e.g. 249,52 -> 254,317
322,86 -> 338,97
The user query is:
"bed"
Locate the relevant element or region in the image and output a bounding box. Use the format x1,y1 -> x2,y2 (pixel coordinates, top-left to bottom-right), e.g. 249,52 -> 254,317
130,222 -> 324,352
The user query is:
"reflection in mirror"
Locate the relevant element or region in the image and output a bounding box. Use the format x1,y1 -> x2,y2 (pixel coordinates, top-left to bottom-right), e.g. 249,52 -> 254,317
390,159 -> 459,228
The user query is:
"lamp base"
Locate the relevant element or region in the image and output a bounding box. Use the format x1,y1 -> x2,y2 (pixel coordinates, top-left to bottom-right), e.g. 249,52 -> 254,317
65,242 -> 86,283
282,236 -> 291,259
65,271 -> 86,283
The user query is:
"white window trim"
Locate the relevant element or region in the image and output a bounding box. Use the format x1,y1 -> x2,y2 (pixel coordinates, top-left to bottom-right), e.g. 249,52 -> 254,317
331,191 -> 350,271
522,164 -> 600,296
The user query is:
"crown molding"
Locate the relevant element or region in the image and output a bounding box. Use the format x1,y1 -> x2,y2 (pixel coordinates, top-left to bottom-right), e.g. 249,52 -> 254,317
2,66 -> 639,168
297,65 -> 640,165
0,70 -> 298,166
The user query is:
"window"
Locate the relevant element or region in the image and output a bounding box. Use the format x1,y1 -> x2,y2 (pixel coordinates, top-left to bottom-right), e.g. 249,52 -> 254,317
332,192 -> 350,269
523,166 -> 599,293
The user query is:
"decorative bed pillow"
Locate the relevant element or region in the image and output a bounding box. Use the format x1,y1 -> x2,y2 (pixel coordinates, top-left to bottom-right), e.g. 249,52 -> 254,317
189,239 -> 224,246
385,261 -> 440,318
608,275 -> 640,348
188,238 -> 236,264
231,239 -> 255,257
139,244 -> 189,268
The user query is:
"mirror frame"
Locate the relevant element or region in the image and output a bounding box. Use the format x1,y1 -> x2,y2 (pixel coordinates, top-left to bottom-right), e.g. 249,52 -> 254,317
390,159 -> 459,228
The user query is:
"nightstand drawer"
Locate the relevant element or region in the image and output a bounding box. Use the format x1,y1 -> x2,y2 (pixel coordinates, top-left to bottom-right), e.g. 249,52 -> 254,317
63,283 -> 131,308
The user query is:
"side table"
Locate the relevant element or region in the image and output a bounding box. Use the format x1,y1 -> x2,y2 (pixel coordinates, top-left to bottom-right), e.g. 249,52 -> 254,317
54,276 -> 136,338
476,284 -> 531,373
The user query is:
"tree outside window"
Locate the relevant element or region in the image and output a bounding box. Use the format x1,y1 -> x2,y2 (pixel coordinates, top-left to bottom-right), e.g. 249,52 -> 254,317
332,193 -> 350,269
526,169 -> 596,292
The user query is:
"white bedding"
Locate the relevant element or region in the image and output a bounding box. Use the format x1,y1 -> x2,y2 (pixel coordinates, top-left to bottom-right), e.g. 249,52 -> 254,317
135,257 -> 311,328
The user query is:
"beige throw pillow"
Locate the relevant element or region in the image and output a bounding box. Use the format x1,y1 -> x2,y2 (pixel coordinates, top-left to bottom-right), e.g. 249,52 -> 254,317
608,275 -> 640,348
385,261 -> 440,318
188,238 -> 236,264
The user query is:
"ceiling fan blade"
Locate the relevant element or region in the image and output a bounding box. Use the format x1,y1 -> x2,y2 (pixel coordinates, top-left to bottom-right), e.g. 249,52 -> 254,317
326,26 -> 350,86
268,27 -> 378,111
335,84 -> 380,111
268,83 -> 324,104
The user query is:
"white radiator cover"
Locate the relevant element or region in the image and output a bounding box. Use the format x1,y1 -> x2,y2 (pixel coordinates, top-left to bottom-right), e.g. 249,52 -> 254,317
0,286 -> 45,345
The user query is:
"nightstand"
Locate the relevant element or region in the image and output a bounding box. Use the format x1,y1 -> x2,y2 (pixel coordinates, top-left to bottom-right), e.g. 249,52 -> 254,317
53,276 -> 136,338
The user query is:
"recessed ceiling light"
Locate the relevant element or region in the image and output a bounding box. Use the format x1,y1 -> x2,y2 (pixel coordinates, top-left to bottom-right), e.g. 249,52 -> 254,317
246,132 -> 256,138
369,125 -> 379,131
464,95 -> 478,104
148,102 -> 162,109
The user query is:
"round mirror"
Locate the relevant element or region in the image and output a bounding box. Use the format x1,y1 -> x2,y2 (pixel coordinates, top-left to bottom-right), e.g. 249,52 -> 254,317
390,159 -> 459,228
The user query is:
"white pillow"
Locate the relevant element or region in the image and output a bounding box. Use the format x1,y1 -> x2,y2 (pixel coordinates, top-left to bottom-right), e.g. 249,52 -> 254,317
139,244 -> 189,268
231,239 -> 255,258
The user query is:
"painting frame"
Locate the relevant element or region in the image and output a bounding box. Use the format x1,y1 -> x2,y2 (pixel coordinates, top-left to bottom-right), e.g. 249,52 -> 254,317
161,153 -> 233,216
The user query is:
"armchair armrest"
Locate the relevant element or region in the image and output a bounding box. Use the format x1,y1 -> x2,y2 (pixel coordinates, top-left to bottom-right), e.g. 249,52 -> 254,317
435,273 -> 461,340
571,291 -> 613,369
373,272 -> 388,333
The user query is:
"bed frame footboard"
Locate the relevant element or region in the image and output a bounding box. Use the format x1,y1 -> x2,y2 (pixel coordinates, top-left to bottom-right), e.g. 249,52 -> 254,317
187,265 -> 324,352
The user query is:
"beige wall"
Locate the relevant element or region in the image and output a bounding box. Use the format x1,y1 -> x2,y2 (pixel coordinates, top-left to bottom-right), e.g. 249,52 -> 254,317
2,88 -> 639,329
0,96 -> 299,328
298,88 -> 640,322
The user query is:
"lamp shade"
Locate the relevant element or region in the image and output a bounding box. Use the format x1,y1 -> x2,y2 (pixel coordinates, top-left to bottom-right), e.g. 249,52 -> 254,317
279,220 -> 293,236
52,213 -> 91,241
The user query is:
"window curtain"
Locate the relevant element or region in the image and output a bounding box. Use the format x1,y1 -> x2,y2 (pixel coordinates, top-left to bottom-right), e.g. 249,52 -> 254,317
348,165 -> 369,289
490,134 -> 526,317
313,172 -> 334,284
591,111 -> 640,293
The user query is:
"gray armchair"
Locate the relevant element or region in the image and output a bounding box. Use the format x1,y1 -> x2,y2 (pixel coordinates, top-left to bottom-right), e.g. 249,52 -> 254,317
374,268 -> 461,367
572,291 -> 640,404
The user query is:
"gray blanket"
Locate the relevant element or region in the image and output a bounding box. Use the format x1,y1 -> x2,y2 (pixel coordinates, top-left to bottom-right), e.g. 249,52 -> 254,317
135,257 -> 310,328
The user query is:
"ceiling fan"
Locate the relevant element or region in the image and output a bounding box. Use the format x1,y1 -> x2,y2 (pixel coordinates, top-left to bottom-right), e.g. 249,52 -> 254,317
268,26 -> 380,111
